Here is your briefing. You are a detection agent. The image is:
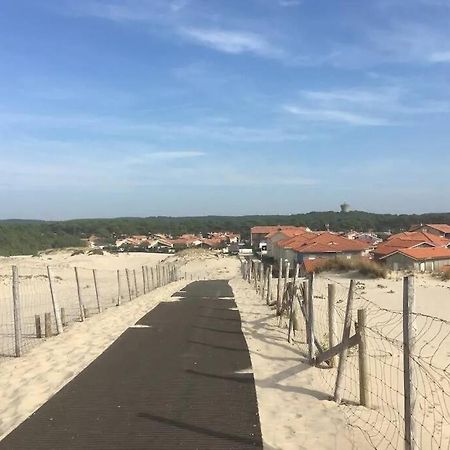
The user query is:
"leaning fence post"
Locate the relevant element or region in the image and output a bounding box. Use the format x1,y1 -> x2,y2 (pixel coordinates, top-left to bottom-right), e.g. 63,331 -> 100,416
116,269 -> 121,306
293,263 -> 299,288
328,284 -> 337,367
403,276 -> 418,450
133,269 -> 138,296
126,269 -> 132,301
334,279 -> 355,403
92,269 -> 102,313
47,266 -> 63,334
303,280 -> 309,318
74,267 -> 85,322
307,272 -> 315,364
357,309 -> 369,407
142,266 -> 146,295
12,266 -> 23,356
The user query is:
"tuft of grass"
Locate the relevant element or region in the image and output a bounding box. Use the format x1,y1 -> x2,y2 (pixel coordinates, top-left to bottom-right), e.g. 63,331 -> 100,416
441,269 -> 450,281
88,248 -> 104,256
315,257 -> 388,279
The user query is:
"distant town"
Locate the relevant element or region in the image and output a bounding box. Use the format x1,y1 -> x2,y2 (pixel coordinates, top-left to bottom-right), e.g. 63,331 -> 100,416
88,222 -> 450,276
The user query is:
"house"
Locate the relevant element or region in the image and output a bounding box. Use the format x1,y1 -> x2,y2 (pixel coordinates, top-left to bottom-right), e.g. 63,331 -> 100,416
374,231 -> 450,260
409,224 -> 450,239
381,247 -> 450,272
273,231 -> 319,265
276,232 -> 369,267
250,225 -> 306,250
265,227 -> 310,258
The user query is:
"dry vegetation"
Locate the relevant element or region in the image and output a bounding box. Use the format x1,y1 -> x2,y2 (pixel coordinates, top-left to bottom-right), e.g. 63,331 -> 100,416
315,257 -> 388,279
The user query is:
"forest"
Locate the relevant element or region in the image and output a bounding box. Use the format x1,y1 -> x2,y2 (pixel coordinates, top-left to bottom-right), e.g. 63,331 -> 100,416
1,211 -> 450,256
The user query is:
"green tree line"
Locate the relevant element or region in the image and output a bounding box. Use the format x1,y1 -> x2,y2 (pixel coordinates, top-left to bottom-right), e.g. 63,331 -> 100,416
1,211 -> 450,256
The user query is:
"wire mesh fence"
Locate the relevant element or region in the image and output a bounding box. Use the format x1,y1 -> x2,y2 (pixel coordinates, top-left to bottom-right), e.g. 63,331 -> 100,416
0,262 -> 180,359
241,257 -> 450,450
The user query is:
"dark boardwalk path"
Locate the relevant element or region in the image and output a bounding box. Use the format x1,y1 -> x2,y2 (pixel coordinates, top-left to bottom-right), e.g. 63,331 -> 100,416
0,280 -> 263,450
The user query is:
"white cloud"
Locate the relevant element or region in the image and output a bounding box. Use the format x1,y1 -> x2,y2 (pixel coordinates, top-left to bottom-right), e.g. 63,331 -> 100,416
128,151 -> 205,162
429,51 -> 450,63
279,0 -> 302,6
179,27 -> 285,58
284,105 -> 389,126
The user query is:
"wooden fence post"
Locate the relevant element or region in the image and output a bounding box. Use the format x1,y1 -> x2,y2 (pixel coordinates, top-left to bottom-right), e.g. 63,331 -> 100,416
74,267 -> 85,322
261,265 -> 266,301
266,266 -> 272,305
142,266 -> 146,295
133,269 -> 138,296
92,269 -> 102,313
126,269 -> 132,301
47,266 -> 63,334
60,307 -> 67,327
334,279 -> 355,403
357,309 -> 369,407
116,269 -> 121,306
283,261 -> 290,306
307,272 -> 315,364
303,280 -> 309,318
277,258 -> 283,314
328,284 -> 337,367
293,263 -> 299,288
12,266 -> 23,356
44,312 -> 52,338
403,276 -> 418,450
35,315 -> 42,338
151,267 -> 155,289
259,262 -> 264,294
145,266 -> 150,291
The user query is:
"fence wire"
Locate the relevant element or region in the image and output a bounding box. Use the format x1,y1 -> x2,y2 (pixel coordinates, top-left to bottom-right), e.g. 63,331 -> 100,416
242,258 -> 450,450
0,262 -> 179,359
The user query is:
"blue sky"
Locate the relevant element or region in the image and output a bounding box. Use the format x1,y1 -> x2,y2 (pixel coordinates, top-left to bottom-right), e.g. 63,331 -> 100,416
1,0 -> 450,219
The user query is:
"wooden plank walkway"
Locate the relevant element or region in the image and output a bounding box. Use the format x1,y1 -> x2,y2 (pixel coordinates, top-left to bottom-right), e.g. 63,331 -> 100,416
0,280 -> 263,449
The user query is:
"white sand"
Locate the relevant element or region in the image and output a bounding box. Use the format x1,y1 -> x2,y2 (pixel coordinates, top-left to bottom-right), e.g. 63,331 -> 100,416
230,275 -> 371,450
0,279 -> 187,440
1,251 -> 448,449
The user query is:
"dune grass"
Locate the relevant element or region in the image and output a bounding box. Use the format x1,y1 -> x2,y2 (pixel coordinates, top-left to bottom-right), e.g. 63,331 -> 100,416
315,257 -> 388,279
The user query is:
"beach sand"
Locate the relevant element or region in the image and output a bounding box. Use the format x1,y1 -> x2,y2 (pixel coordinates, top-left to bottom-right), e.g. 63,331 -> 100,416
1,251 -> 449,449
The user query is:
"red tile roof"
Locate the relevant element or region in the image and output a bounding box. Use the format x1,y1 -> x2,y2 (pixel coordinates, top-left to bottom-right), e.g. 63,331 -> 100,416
280,232 -> 369,254
386,231 -> 449,246
426,224 -> 450,234
375,231 -> 450,257
265,227 -> 308,239
277,231 -> 319,249
251,225 -> 302,235
394,247 -> 450,261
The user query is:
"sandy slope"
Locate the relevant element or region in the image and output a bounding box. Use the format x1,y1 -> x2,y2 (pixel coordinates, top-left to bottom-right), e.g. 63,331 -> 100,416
0,279 -> 189,440
1,251 -> 448,449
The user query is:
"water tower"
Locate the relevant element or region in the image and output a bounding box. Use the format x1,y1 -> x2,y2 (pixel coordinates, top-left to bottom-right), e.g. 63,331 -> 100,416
340,202 -> 350,213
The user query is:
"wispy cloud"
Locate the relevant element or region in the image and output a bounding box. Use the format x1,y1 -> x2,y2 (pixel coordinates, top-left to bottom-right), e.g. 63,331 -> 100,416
179,27 -> 285,58
0,111 -> 307,143
284,84 -> 450,126
126,151 -> 205,163
283,105 -> 388,126
279,0 -> 302,6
